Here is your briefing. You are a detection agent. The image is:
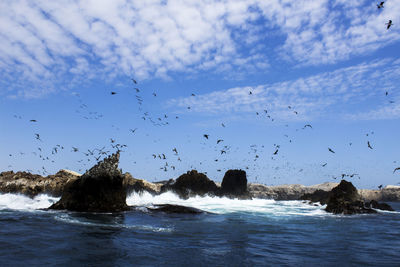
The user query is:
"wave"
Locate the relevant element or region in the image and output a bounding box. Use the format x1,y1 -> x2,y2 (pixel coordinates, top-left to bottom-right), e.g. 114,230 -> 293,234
126,191 -> 329,217
0,193 -> 59,211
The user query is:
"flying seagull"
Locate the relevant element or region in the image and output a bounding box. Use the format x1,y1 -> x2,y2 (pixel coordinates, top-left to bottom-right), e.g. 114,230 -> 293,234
328,148 -> 335,153
377,2 -> 384,9
386,20 -> 393,29
30,119 -> 37,122
203,134 -> 209,139
172,148 -> 178,154
367,141 -> 373,149
322,163 -> 327,167
393,167 -> 400,173
273,149 -> 279,155
303,124 -> 312,129
111,92 -> 117,95
217,139 -> 224,144
131,78 -> 137,84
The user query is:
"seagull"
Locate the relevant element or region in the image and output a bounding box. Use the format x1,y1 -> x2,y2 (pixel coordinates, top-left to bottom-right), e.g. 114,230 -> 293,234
34,133 -> 41,141
221,123 -> 226,127
203,134 -> 209,139
135,88 -> 140,92
378,184 -> 383,190
172,148 -> 178,154
367,141 -> 373,149
111,92 -> 117,95
386,20 -> 393,30
221,150 -> 226,154
72,147 -> 79,152
322,163 -> 327,167
152,93 -> 157,97
273,149 -> 279,155
385,91 -> 388,96
328,148 -> 335,153
30,119 -> 37,122
191,93 -> 196,96
131,78 -> 137,84
303,124 -> 312,129
249,91 -> 253,95
217,139 -> 223,144
152,154 -> 157,159
377,2 -> 384,9
393,167 -> 400,173
130,128 -> 137,134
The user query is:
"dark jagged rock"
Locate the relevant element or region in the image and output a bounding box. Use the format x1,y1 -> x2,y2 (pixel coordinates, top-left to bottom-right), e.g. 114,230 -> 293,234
325,180 -> 376,214
219,169 -> 251,199
365,200 -> 394,211
160,170 -> 218,199
300,189 -> 330,205
49,152 -> 129,212
147,204 -> 206,214
123,172 -> 160,195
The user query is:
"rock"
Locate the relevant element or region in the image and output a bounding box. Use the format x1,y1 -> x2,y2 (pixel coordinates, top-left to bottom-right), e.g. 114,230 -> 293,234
160,170 -> 218,199
220,169 -> 250,198
147,204 -> 206,214
49,152 -> 129,212
325,180 -> 376,214
0,170 -> 80,197
365,200 -> 394,211
300,189 -> 331,205
123,172 -> 161,195
248,182 -> 339,200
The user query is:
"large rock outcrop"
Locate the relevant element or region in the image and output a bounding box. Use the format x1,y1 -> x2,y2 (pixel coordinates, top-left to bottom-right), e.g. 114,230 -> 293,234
220,169 -> 251,199
160,170 -> 218,199
49,152 -> 129,212
0,170 -> 80,197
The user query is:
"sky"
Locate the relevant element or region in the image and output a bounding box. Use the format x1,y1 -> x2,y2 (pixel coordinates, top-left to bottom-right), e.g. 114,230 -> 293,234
1,0 -> 400,189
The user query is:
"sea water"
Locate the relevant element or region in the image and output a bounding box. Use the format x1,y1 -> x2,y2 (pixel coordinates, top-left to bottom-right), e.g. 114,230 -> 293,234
0,192 -> 399,266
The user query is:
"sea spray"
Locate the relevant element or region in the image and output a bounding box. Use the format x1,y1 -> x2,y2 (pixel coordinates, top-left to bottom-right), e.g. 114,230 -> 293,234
0,193 -> 59,211
126,191 -> 328,217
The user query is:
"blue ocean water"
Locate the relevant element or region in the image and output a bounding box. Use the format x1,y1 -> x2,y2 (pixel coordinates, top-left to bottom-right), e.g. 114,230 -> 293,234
0,192 -> 399,266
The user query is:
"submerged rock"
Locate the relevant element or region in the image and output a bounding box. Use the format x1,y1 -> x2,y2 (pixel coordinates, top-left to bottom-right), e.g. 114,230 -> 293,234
365,200 -> 394,211
160,170 -> 218,199
49,152 -> 129,212
146,204 -> 206,214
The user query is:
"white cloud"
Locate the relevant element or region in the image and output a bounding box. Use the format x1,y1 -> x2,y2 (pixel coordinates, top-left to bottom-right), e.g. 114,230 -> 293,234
0,0 -> 399,97
168,58 -> 400,121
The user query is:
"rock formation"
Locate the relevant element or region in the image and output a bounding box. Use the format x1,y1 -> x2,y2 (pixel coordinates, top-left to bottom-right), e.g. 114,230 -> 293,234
49,152 -> 129,212
160,170 -> 218,199
220,169 -> 251,199
0,170 -> 80,197
146,204 -> 206,214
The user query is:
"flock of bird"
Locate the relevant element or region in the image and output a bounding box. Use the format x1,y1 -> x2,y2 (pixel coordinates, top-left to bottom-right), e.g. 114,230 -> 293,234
4,2 -> 399,189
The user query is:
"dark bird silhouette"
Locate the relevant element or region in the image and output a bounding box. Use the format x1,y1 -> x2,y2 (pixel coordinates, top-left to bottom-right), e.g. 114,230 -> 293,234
393,167 -> 400,173
30,119 -> 37,122
385,91 -> 388,96
135,88 -> 140,92
249,91 -> 253,95
34,133 -> 41,141
152,154 -> 156,159
378,184 -> 383,190
130,128 -> 137,133
322,163 -> 327,167
72,147 -> 79,152
172,148 -> 178,154
367,141 -> 373,149
203,134 -> 209,139
217,139 -> 223,144
303,124 -> 312,129
221,123 -> 226,127
131,78 -> 137,84
386,20 -> 393,29
377,2 -> 384,9
152,93 -> 157,96
111,92 -> 117,95
273,149 -> 278,155
328,148 -> 335,153
191,93 -> 195,96
221,150 -> 226,154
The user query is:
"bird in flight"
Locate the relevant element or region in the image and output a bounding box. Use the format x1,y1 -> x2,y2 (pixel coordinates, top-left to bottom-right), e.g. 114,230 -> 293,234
130,128 -> 137,134
111,92 -> 117,95
377,2 -> 384,9
217,139 -> 224,144
303,124 -> 312,129
131,78 -> 137,84
221,123 -> 226,127
273,149 -> 279,155
34,133 -> 41,141
378,184 -> 383,190
203,134 -> 209,139
30,119 -> 37,122
393,167 -> 400,173
172,148 -> 178,154
386,20 -> 393,29
322,163 -> 327,167
328,148 -> 335,153
72,147 -> 79,152
367,141 -> 373,149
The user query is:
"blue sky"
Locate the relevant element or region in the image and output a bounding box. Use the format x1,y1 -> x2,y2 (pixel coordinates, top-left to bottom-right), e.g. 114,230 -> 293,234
1,0 -> 400,188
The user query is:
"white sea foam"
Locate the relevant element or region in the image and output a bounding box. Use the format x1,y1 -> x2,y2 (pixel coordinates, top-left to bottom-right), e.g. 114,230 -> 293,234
0,193 -> 60,211
126,191 -> 329,217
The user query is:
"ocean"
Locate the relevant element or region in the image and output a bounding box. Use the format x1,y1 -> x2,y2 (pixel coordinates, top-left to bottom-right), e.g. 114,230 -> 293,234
1,192 -> 399,266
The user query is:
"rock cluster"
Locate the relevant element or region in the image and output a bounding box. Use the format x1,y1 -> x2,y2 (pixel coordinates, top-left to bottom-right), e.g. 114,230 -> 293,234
49,152 -> 129,212
301,180 -> 394,214
160,170 -> 218,199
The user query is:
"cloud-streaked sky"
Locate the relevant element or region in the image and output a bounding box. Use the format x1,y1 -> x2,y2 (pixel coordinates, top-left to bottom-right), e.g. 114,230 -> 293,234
1,0 -> 400,188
